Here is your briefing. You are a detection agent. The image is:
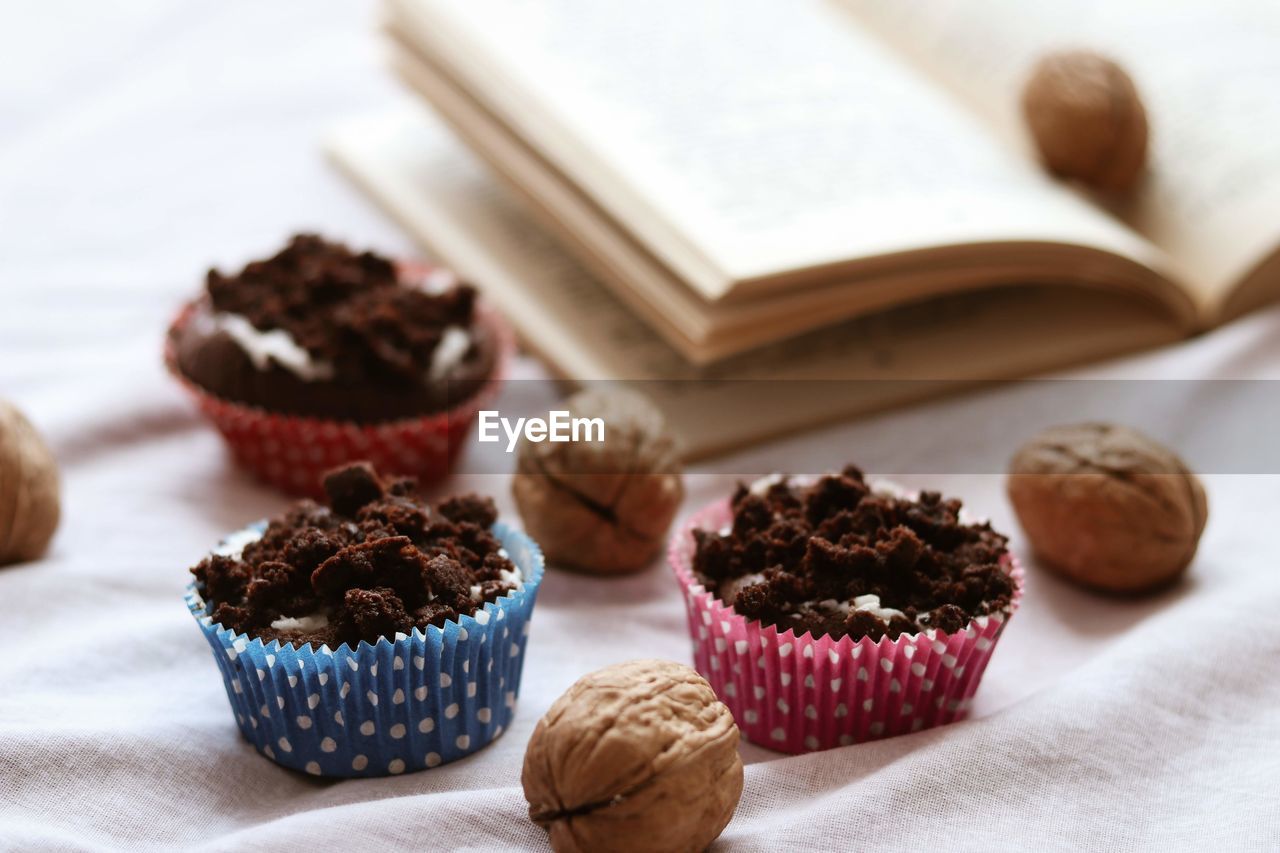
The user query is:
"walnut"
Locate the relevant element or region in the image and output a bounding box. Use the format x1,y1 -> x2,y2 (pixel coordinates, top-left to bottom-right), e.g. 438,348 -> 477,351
1007,423 -> 1206,594
1021,51 -> 1148,192
513,390 -> 683,574
522,659 -> 743,853
0,400 -> 60,566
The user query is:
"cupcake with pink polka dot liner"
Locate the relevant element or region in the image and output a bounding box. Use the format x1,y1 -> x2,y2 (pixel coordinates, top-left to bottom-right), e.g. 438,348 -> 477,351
669,466 -> 1023,753
165,234 -> 513,497
186,462 -> 543,777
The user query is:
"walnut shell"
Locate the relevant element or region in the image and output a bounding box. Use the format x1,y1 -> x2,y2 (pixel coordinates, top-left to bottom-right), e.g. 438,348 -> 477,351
0,400 -> 60,566
522,659 -> 743,853
512,389 -> 684,575
1007,423 -> 1206,594
1021,51 -> 1148,192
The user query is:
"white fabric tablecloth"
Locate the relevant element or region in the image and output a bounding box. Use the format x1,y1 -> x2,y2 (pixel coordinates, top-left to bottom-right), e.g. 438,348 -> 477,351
3,2 -> 1279,850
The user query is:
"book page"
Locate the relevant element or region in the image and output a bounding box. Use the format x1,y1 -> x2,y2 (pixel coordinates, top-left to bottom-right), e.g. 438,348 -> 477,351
842,0 -> 1280,317
393,0 -> 1166,301
327,109 -> 1182,458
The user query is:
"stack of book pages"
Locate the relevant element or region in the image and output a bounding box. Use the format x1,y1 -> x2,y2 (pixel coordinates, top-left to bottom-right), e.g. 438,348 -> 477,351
330,0 -> 1280,457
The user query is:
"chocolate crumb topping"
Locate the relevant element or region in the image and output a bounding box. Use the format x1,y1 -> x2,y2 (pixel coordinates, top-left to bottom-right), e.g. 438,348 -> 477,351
205,234 -> 479,385
192,462 -> 519,648
692,466 -> 1013,641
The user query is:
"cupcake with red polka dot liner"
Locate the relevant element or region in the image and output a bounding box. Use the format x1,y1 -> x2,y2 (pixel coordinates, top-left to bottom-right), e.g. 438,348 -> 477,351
186,462 -> 544,777
165,234 -> 513,497
669,466 -> 1023,753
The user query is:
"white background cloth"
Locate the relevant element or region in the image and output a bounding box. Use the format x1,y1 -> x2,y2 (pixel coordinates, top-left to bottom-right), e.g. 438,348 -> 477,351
3,2 -> 1280,851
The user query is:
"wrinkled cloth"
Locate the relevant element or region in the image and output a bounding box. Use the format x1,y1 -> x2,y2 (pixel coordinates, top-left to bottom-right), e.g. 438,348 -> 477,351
3,2 -> 1280,851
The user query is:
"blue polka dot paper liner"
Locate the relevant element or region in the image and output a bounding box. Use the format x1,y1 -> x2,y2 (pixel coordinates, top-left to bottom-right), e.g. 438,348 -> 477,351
186,521 -> 543,778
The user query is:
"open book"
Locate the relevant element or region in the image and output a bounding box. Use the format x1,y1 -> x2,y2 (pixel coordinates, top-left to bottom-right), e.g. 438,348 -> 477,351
329,111 -> 1180,457
329,0 -> 1280,455
366,0 -> 1280,365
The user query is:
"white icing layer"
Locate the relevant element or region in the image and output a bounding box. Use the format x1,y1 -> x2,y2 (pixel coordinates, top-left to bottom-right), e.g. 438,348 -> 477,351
208,312 -> 335,381
470,548 -> 523,602
205,286 -> 473,385
749,473 -> 786,496
428,326 -> 472,381
269,613 -> 331,632
851,593 -> 906,621
419,268 -> 458,294
813,595 -> 905,622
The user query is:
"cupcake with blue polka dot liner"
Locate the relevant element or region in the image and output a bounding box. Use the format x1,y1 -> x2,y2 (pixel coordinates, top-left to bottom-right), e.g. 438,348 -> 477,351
669,468 -> 1022,753
186,462 -> 543,777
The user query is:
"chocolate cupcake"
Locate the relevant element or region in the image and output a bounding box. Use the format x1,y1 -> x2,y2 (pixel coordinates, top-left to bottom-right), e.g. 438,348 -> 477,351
165,235 -> 512,494
670,466 -> 1022,753
186,462 -> 544,777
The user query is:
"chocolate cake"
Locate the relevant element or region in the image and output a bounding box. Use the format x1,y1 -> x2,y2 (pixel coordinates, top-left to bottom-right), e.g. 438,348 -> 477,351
192,463 -> 520,648
691,466 -> 1014,641
171,234 -> 496,421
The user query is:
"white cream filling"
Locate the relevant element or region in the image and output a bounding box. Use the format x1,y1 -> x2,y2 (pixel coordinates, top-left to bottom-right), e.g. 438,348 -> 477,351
418,268 -> 458,294
207,308 -> 473,387
812,595 -> 905,622
269,613 -> 331,633
409,269 -> 477,382
469,547 -> 523,602
205,312 -> 336,381
428,325 -> 472,381
748,473 -> 786,496
850,593 -> 906,621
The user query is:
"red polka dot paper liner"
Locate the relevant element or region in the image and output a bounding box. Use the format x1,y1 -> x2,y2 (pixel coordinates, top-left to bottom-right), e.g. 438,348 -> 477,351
163,291 -> 514,498
669,496 -> 1023,754
186,521 -> 543,778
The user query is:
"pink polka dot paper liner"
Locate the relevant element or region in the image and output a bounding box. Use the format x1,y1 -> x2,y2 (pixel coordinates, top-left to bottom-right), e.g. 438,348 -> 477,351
669,496 -> 1023,754
186,521 -> 543,778
163,274 -> 514,498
